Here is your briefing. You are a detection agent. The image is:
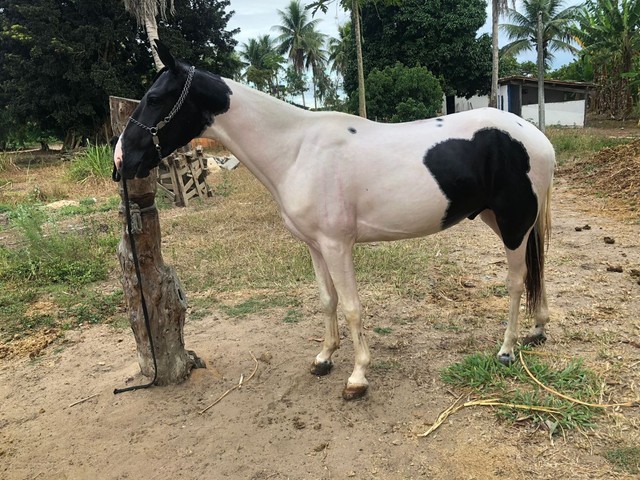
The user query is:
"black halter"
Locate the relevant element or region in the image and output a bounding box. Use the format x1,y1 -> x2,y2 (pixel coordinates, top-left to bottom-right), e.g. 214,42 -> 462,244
128,65 -> 196,161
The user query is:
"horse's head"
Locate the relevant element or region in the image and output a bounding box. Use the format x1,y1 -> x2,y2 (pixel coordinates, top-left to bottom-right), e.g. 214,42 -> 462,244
115,41 -> 232,179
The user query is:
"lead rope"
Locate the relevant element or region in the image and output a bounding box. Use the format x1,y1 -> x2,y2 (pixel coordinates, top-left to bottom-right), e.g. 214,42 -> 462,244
114,176 -> 158,394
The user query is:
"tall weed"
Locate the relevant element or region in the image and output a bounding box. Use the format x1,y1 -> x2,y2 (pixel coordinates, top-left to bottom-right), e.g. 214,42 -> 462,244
68,143 -> 113,180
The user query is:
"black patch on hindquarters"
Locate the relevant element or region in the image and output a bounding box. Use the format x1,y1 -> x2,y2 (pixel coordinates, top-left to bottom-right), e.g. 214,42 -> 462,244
348,127 -> 357,134
423,128 -> 538,251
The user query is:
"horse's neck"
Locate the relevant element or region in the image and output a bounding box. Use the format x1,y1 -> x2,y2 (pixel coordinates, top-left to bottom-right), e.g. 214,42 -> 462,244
203,79 -> 308,198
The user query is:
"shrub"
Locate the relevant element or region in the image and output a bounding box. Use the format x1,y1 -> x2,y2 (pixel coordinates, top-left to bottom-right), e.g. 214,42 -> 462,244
365,63 -> 444,122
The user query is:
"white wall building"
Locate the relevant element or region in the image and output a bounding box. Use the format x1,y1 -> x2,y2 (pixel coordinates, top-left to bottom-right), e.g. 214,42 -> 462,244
447,76 -> 594,127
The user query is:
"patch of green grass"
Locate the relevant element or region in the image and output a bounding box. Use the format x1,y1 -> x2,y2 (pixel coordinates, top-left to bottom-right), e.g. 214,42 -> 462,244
547,129 -> 635,165
220,295 -> 299,318
371,358 -> 401,372
0,288 -> 125,342
54,196 -> 119,217
283,308 -> 303,323
373,326 -> 393,335
58,290 -> 124,328
605,447 -> 640,475
0,204 -> 118,286
485,284 -> 508,298
212,170 -> 235,197
68,143 -> 114,180
441,349 -> 601,433
354,239 -> 458,299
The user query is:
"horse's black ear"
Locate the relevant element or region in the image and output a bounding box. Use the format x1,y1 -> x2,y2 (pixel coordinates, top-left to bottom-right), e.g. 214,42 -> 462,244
154,40 -> 176,71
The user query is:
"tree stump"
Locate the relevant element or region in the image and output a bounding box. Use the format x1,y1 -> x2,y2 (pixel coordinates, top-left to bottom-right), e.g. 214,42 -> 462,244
111,96 -> 204,385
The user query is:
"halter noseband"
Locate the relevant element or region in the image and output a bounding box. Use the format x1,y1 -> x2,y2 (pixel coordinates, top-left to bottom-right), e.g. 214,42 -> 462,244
128,65 -> 196,160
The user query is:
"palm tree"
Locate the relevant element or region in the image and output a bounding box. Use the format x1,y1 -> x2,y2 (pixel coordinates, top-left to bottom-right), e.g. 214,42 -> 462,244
501,0 -> 579,70
573,0 -> 640,118
123,0 -> 175,71
239,35 -> 284,95
304,30 -> 328,108
273,0 -> 322,71
327,22 -> 351,85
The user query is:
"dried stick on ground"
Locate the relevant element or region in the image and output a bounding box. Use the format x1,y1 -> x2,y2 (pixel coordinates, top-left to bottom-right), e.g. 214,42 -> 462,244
199,351 -> 258,414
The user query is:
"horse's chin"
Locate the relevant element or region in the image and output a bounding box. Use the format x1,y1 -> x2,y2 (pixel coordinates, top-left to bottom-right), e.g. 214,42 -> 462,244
135,165 -> 153,178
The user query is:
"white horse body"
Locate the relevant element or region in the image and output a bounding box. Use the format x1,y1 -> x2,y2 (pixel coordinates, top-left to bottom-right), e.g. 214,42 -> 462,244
115,48 -> 555,400
206,80 -> 553,246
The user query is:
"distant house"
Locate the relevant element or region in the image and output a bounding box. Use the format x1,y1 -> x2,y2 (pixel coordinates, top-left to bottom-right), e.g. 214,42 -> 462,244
448,76 -> 595,127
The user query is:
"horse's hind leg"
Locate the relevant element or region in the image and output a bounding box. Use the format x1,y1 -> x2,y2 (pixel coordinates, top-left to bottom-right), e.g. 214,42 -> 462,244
480,211 -> 528,364
498,243 -> 527,364
308,246 -> 340,376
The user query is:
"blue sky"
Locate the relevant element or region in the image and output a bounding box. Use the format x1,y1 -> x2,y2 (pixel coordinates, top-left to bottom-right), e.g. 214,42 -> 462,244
227,0 -> 582,70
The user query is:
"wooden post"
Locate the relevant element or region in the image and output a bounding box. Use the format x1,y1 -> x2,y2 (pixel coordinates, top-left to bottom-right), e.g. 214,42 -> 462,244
110,96 -> 204,385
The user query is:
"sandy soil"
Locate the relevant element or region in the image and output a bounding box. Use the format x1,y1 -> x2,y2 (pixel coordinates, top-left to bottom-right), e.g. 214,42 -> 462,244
1,177 -> 639,480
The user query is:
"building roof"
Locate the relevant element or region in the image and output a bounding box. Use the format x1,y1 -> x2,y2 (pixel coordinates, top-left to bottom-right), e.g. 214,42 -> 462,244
499,75 -> 596,90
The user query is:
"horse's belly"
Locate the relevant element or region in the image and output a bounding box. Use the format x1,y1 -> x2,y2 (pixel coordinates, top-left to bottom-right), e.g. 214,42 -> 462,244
355,188 -> 450,242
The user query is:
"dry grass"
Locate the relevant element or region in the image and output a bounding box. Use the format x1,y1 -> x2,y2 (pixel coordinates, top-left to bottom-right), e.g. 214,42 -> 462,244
561,139 -> 640,219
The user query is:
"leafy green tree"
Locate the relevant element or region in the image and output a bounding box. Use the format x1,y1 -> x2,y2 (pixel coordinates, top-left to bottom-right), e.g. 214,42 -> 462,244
500,55 -> 540,77
0,0 -> 238,149
0,0 -> 152,148
284,65 -> 308,103
501,0 -> 579,70
343,0 -> 492,104
572,0 -> 640,118
549,57 -> 594,82
159,0 -> 240,78
365,63 -> 443,122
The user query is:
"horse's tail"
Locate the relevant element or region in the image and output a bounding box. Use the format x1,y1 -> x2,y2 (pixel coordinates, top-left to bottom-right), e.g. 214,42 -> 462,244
525,182 -> 552,315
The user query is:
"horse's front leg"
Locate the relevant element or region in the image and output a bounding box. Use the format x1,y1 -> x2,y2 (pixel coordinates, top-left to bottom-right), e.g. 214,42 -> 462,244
308,246 -> 340,376
319,239 -> 371,400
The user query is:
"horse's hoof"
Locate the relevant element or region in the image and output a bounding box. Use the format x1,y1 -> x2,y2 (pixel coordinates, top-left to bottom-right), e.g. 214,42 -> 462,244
311,360 -> 333,376
497,352 -> 514,366
522,333 -> 547,346
342,384 -> 368,401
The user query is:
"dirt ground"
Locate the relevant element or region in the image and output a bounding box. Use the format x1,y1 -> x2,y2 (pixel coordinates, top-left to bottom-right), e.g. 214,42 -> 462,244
1,168 -> 640,478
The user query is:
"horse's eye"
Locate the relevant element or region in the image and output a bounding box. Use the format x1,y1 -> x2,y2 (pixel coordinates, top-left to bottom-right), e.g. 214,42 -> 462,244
147,95 -> 159,106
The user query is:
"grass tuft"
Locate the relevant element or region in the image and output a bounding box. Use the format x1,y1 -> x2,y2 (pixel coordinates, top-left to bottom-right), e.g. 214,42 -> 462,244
68,143 -> 114,181
605,446 -> 640,475
441,349 -> 601,432
219,295 -> 300,318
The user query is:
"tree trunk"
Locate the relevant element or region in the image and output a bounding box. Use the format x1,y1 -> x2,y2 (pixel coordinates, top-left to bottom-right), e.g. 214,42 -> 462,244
116,172 -> 204,385
144,14 -> 164,71
536,11 -> 545,133
312,76 -> 318,109
110,96 -> 204,385
352,0 -> 367,118
490,0 -> 499,109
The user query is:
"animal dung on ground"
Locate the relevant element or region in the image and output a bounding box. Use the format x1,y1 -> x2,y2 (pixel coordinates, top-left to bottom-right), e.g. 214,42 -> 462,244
604,236 -> 616,244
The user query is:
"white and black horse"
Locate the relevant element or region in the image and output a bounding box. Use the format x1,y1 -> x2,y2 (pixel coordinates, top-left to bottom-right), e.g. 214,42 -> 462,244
114,42 -> 555,400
